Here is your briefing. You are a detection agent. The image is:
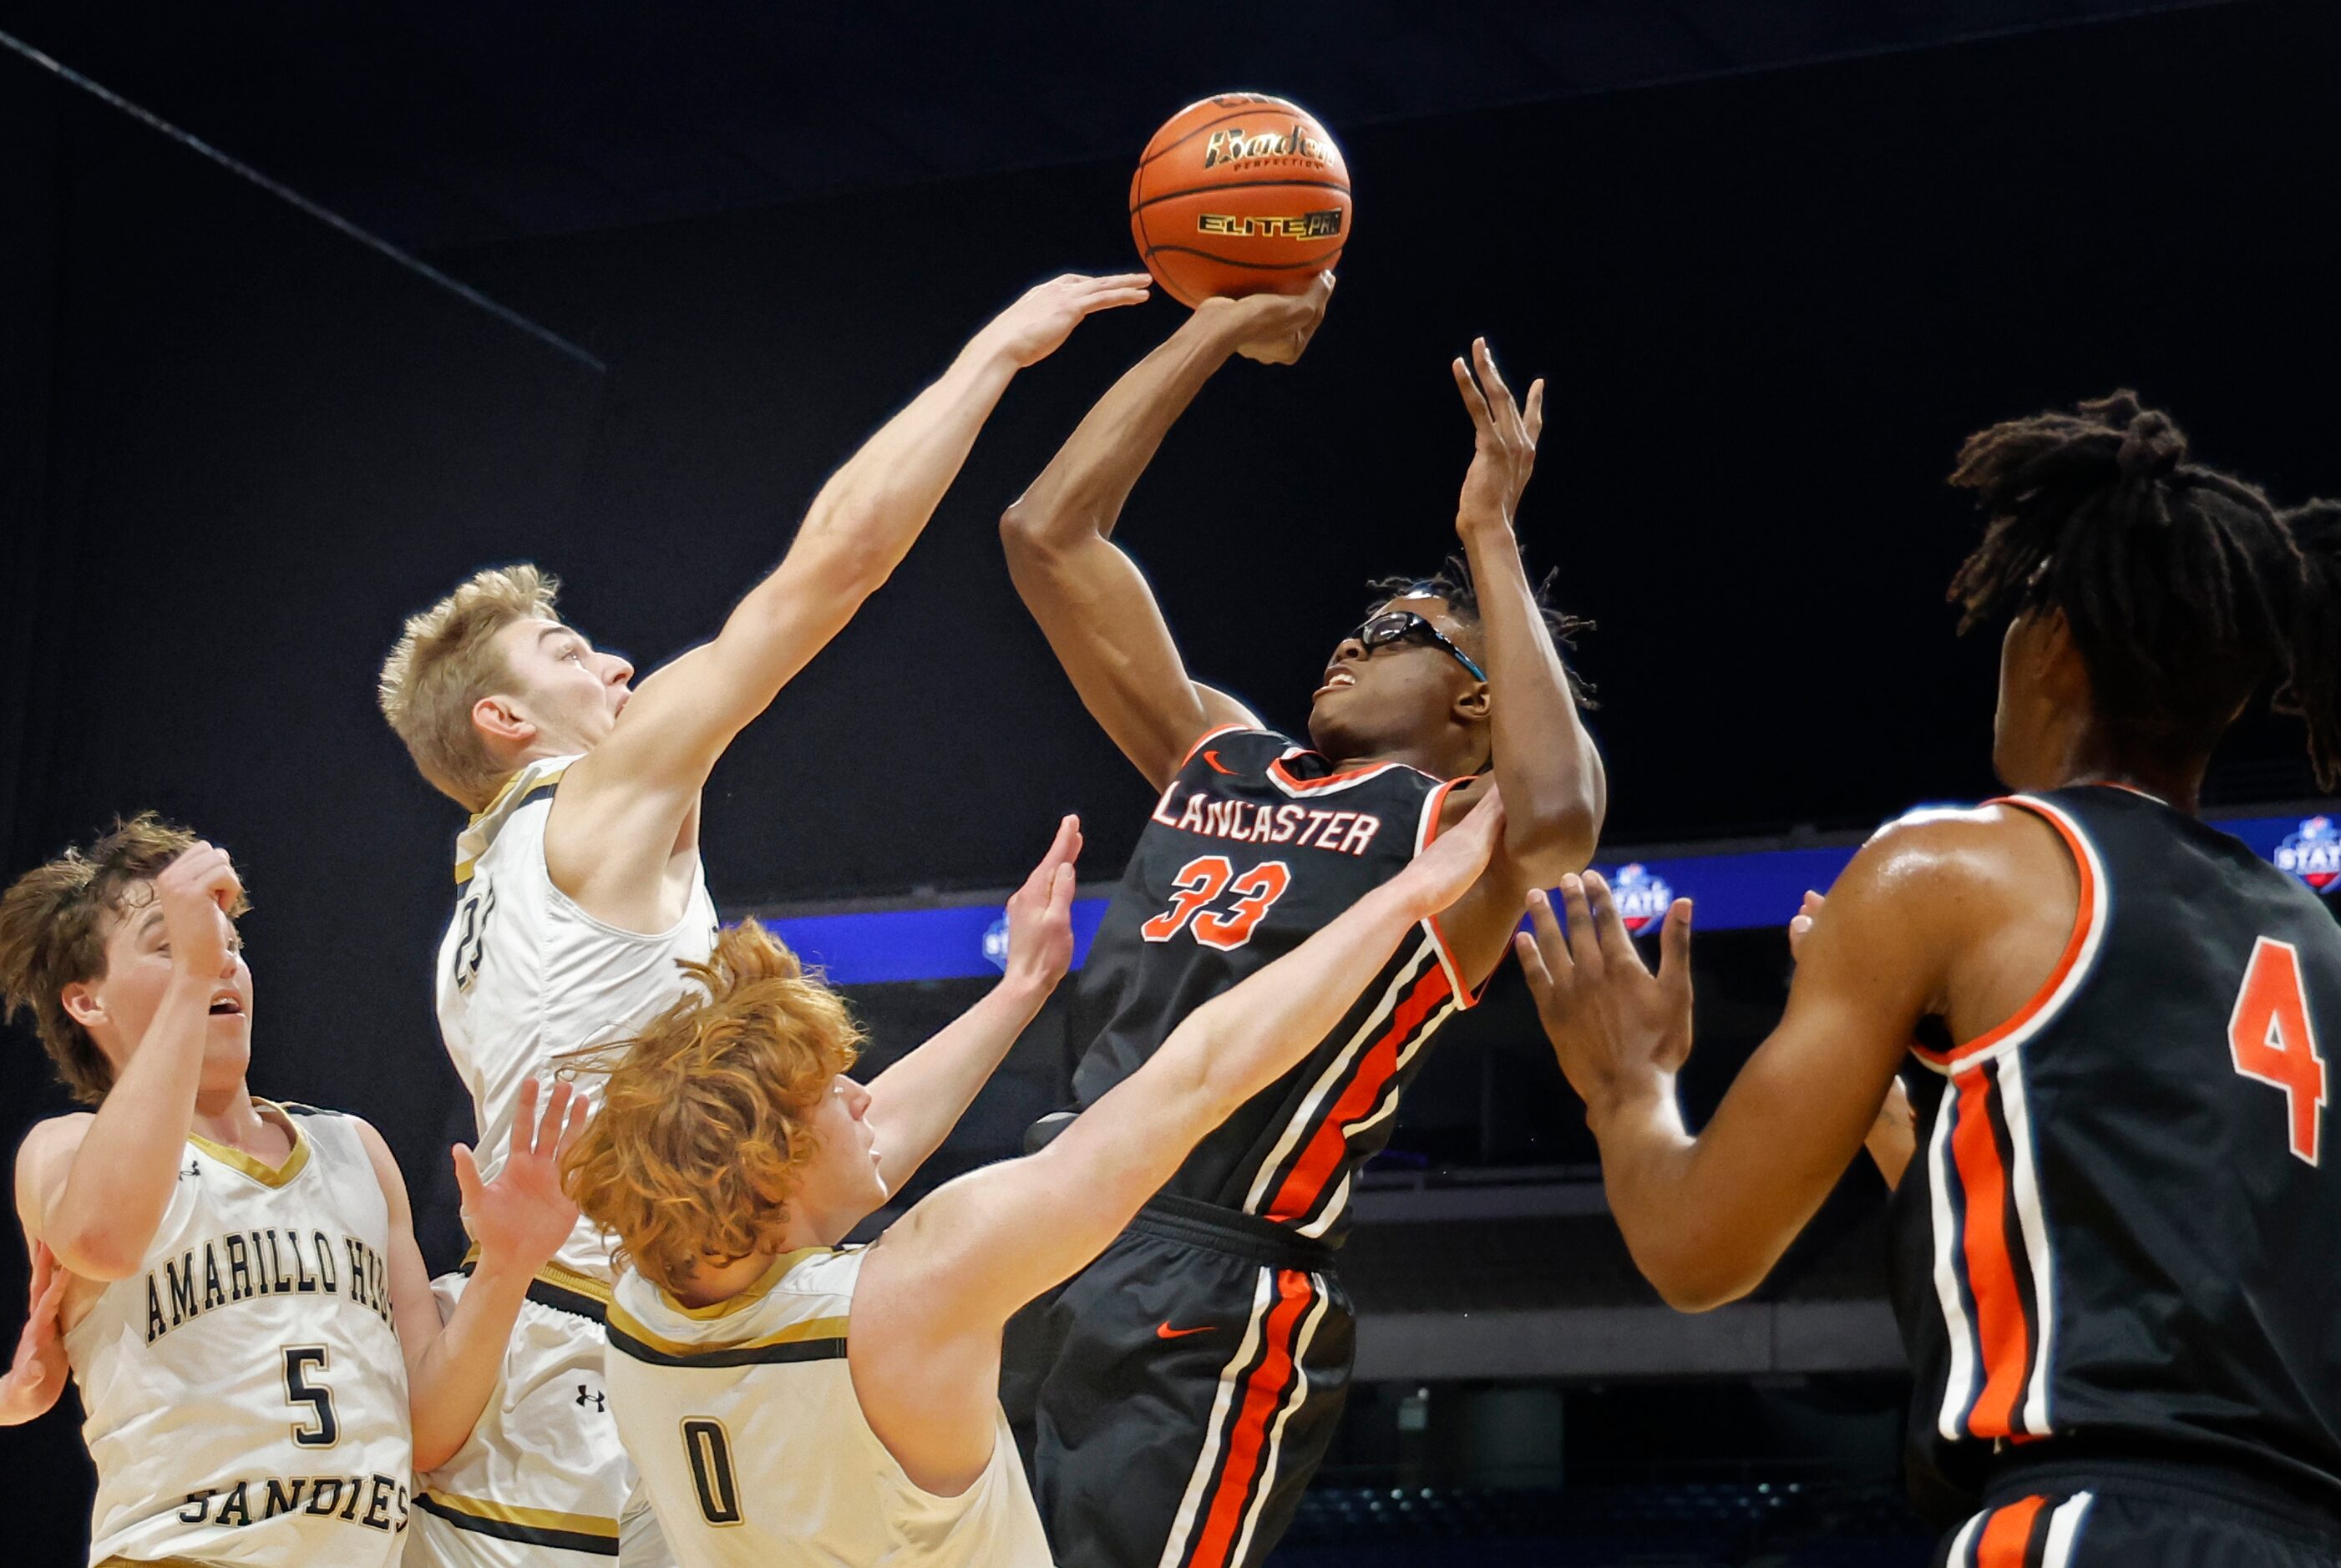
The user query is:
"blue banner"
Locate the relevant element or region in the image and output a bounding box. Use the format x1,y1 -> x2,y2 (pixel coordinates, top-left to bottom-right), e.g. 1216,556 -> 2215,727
758,808 -> 2338,985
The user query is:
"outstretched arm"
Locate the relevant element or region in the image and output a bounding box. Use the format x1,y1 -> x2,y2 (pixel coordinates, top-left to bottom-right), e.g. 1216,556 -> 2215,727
1516,823 -> 1983,1311
368,1081 -> 587,1472
999,280 -> 1334,788
848,796 -> 1504,1490
549,273 -> 1150,926
860,816 -> 1081,1196
1431,341 -> 1608,984
15,845 -> 242,1281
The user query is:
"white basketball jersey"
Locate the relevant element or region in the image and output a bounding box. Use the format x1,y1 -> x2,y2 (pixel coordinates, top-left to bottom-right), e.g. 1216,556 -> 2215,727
68,1102 -> 411,1567
437,755 -> 720,1282
605,1249 -> 1052,1568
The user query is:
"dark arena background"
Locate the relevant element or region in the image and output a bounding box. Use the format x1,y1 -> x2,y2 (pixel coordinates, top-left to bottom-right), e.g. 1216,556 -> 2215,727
3,3 -> 2338,1564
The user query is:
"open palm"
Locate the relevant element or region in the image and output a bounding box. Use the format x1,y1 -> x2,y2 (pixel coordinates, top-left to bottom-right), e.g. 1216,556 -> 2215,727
455,1079 -> 587,1274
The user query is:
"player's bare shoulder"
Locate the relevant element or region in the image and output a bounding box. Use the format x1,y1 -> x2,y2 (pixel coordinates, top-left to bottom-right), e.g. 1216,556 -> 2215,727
13,1112 -> 95,1219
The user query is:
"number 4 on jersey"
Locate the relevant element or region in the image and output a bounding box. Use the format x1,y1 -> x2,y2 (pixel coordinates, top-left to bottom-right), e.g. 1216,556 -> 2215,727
2228,936 -> 2328,1166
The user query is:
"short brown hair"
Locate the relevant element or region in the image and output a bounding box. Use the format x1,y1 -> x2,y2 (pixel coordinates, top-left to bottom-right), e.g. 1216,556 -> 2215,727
379,564 -> 560,811
561,923 -> 862,1293
0,814 -> 247,1105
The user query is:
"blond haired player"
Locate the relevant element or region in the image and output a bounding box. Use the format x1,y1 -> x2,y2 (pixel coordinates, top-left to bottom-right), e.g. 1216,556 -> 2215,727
559,793 -> 1502,1568
377,271 -> 1148,1565
0,817 -> 583,1565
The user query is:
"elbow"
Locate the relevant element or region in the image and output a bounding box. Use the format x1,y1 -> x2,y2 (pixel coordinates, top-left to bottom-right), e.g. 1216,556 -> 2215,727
1630,1238 -> 1761,1315
412,1429 -> 463,1475
998,500 -> 1060,563
1505,792 -> 1603,888
50,1225 -> 144,1283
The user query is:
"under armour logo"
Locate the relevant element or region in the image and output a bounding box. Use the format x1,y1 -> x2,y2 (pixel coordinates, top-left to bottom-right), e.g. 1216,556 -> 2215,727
180,1160 -> 202,1181
576,1385 -> 607,1412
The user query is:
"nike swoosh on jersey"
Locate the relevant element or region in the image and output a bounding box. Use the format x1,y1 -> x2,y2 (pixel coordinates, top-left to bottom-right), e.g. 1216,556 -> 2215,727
1157,1322 -> 1216,1339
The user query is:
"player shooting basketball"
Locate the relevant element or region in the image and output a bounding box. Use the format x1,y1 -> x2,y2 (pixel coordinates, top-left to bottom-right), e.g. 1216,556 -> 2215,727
995,276 -> 1604,1568
376,271 -> 1148,1567
1523,396 -> 2341,1567
561,789 -> 1506,1568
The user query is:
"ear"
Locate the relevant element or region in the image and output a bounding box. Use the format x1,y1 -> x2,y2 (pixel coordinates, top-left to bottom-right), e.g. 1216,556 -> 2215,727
1452,682 -> 1491,724
471,693 -> 537,748
60,979 -> 104,1030
2031,608 -> 2093,705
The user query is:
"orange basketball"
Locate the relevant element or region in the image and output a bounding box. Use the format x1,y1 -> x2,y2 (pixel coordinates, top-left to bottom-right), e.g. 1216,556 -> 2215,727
1128,94 -> 1351,308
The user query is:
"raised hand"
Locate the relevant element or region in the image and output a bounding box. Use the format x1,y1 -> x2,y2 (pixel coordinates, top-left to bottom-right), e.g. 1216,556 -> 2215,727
1001,815 -> 1082,995
0,1242 -> 72,1425
1391,787 -> 1506,916
154,842 -> 242,978
1452,337 -> 1544,539
1203,271 -> 1335,364
980,272 -> 1154,367
455,1080 -> 588,1275
1515,870 -> 1695,1115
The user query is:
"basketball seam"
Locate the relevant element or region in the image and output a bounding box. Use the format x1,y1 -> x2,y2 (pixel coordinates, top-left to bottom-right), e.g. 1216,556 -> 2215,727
1137,244 -> 1347,273
1129,178 -> 1352,215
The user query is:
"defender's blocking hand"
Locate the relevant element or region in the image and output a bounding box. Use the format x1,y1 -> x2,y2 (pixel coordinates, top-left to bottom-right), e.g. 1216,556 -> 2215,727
456,1079 -> 588,1274
1002,815 -> 1082,995
981,273 -> 1153,368
1515,871 -> 1695,1116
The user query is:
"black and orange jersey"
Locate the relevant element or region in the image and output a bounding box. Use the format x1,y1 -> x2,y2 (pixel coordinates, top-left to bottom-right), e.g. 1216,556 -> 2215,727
1890,785 -> 2341,1523
1067,726 -> 1478,1245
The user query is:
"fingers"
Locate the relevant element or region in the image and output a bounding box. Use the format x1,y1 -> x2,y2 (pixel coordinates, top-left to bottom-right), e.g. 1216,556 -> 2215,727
506,1078 -> 540,1158
1045,861 -> 1077,925
1452,356 -> 1494,427
28,1242 -> 53,1297
1081,286 -> 1153,314
1472,338 -> 1516,417
1558,874 -> 1606,977
556,1090 -> 590,1160
533,1081 -> 574,1159
1524,379 -> 1546,446
1045,813 -> 1081,873
1659,898 -> 1694,987
1513,925 -> 1558,1009
451,1144 -> 482,1208
1582,871 -> 1644,971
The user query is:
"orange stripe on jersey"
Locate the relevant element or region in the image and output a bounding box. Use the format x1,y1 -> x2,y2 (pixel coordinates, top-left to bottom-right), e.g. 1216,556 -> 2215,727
1263,964 -> 1455,1224
1916,798 -> 2099,1070
1179,724 -> 1253,773
1268,756 -> 1409,794
1974,1493 -> 2048,1567
1188,1270 -> 1315,1568
1951,1070 -> 2030,1438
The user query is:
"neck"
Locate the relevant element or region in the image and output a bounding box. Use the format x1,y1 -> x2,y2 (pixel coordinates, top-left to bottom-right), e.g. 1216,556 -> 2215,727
190,1087 -> 274,1149
1330,732 -> 1485,780
669,1207 -> 833,1309
2049,728 -> 2208,815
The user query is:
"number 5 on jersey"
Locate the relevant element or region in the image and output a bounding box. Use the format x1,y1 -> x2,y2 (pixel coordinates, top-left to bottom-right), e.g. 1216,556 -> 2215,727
2229,936 -> 2328,1165
1141,856 -> 1292,951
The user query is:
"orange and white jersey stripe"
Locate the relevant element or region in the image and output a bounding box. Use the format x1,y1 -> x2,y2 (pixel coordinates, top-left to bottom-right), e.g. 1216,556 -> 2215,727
1943,1491 -> 2096,1568
1915,794 -> 2108,1445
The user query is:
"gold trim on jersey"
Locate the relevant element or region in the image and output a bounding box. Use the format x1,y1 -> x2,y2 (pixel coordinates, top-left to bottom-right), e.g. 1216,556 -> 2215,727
413,1490 -> 621,1550
605,1301 -> 850,1363
186,1100 -> 312,1189
454,761 -> 571,885
459,1247 -> 616,1318
656,1246 -> 836,1321
99,1558 -> 216,1566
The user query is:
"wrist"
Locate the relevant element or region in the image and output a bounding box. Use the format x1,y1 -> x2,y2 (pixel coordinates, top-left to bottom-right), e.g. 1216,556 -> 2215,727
460,1250 -> 540,1293
1454,510 -> 1518,550
993,968 -> 1057,1016
1584,1069 -> 1675,1140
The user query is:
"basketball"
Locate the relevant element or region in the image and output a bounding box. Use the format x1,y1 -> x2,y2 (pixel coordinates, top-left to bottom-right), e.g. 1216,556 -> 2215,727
1128,93 -> 1350,307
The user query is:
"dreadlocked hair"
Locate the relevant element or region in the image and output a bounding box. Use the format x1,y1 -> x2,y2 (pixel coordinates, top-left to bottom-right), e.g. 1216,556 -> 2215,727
2275,499 -> 2341,788
559,922 -> 862,1296
1944,391 -> 2334,787
1368,552 -> 1595,707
